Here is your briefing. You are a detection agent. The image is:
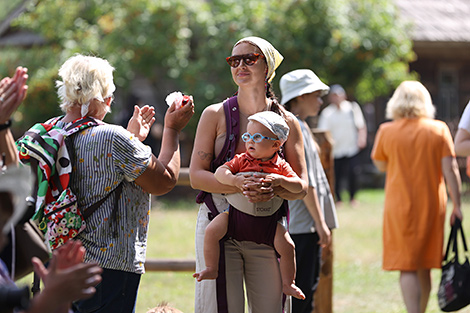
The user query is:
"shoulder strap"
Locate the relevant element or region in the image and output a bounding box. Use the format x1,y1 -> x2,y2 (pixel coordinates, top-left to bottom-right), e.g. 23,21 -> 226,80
211,96 -> 240,170
53,117 -> 103,194
64,116 -> 103,136
82,182 -> 123,220
196,96 -> 240,220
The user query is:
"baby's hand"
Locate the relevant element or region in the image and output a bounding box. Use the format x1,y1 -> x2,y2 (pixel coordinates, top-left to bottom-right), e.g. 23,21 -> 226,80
261,174 -> 282,187
233,175 -> 247,191
241,174 -> 265,190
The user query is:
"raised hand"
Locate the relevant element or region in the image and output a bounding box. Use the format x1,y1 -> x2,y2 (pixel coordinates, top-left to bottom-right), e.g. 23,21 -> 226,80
0,67 -> 28,124
127,104 -> 156,141
164,95 -> 195,132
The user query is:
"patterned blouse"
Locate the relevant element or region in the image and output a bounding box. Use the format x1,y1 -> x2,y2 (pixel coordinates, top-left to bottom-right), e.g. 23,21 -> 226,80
60,121 -> 152,274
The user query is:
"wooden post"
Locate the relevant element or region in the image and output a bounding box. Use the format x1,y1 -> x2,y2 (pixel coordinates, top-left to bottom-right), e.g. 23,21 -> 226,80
311,129 -> 335,313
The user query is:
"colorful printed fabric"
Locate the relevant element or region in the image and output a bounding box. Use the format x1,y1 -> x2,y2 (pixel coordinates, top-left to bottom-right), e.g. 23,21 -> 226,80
17,116 -> 103,249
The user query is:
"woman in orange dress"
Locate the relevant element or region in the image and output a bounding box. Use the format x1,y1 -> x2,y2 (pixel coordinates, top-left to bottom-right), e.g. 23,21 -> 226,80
371,81 -> 462,313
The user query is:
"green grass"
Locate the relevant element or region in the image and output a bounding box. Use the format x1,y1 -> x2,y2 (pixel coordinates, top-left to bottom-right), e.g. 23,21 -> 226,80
137,199 -> 199,313
15,189 -> 469,313
136,189 -> 470,313
332,190 -> 470,313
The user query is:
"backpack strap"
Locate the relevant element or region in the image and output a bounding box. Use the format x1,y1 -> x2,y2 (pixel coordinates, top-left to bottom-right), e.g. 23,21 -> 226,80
82,182 -> 123,220
51,117 -> 103,194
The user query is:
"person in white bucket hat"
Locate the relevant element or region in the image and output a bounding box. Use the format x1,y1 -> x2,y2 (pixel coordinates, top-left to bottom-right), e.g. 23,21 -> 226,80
280,69 -> 330,105
280,69 -> 338,313
193,110 -> 306,302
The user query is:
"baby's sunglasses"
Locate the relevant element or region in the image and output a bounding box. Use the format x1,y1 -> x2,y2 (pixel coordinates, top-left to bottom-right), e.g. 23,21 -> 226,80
241,132 -> 277,143
226,53 -> 265,68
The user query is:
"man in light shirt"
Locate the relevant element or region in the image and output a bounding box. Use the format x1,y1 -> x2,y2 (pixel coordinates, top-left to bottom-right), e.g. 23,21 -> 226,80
318,84 -> 367,206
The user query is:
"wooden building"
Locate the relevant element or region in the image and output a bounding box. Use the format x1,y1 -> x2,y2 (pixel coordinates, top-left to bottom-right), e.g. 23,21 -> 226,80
394,0 -> 470,128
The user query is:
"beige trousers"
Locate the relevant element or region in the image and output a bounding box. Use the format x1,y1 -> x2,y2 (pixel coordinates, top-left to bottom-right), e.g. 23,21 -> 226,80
195,200 -> 285,313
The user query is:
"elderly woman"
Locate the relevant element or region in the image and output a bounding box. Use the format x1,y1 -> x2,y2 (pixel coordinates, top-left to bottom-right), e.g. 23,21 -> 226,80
190,37 -> 308,313
28,54 -> 193,313
0,67 -> 103,313
371,81 -> 462,313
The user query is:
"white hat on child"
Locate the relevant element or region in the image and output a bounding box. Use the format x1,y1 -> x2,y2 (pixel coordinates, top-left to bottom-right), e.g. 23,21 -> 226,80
248,111 -> 290,144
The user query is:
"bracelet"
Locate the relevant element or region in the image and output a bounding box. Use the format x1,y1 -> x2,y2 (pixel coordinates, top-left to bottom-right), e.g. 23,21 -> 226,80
0,119 -> 12,131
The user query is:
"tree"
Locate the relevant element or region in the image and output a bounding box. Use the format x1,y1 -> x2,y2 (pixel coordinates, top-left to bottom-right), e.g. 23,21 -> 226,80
264,0 -> 417,102
0,0 -> 415,135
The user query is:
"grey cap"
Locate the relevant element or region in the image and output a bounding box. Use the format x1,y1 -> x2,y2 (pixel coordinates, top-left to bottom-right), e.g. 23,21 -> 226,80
248,111 -> 290,144
329,84 -> 346,96
280,69 -> 330,105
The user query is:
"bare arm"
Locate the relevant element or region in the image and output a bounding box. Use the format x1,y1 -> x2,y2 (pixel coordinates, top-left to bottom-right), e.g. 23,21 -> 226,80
0,129 -> 18,166
189,105 -> 239,194
357,126 -> 367,150
303,186 -> 331,247
262,173 -> 303,193
265,113 -> 309,201
454,128 -> 470,156
372,159 -> 387,172
442,156 -> 463,225
282,113 -> 308,197
214,165 -> 244,191
134,99 -> 194,195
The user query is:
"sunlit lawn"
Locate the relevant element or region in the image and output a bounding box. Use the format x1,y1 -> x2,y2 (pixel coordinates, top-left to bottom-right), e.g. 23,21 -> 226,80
134,189 -> 470,312
15,189 -> 470,312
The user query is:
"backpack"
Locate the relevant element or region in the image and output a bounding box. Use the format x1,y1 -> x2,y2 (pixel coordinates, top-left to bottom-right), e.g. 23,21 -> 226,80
16,116 -> 104,250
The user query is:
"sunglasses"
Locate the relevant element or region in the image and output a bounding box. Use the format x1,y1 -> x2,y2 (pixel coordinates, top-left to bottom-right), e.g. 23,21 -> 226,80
226,53 -> 265,68
241,132 -> 277,143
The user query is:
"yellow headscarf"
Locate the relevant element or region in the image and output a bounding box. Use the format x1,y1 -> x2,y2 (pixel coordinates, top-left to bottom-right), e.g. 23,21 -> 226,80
234,36 -> 284,83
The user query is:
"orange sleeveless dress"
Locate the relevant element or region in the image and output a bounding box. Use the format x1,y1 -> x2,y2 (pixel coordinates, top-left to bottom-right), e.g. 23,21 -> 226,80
371,118 -> 454,270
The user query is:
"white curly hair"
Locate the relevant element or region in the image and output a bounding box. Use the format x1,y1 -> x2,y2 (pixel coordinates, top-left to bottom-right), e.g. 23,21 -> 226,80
56,54 -> 116,117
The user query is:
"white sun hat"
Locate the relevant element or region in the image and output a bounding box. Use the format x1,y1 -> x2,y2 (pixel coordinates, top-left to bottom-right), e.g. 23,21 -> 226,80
280,69 -> 330,105
248,111 -> 290,144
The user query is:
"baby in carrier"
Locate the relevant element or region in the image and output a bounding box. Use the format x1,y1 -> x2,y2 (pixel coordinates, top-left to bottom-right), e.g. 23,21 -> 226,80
193,111 -> 306,300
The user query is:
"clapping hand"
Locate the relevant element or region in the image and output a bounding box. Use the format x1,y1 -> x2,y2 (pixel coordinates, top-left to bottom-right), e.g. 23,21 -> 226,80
31,240 -> 102,304
127,105 -> 156,142
0,67 -> 28,124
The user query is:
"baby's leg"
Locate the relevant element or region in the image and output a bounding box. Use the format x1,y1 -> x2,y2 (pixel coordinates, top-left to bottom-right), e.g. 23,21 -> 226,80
193,211 -> 229,281
274,222 -> 305,300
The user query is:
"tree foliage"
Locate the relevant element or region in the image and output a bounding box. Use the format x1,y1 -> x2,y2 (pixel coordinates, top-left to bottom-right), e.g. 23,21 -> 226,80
0,0 -> 416,135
